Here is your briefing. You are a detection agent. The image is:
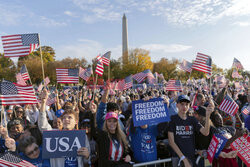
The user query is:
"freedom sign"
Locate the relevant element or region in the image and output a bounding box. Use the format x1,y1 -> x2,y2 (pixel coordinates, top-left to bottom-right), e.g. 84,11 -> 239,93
42,130 -> 86,159
207,135 -> 219,164
132,97 -> 170,127
214,134 -> 228,158
231,135 -> 250,166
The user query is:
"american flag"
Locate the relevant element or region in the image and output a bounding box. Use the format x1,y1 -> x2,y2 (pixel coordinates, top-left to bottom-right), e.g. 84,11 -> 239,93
16,73 -> 27,86
20,64 -> 30,81
234,82 -> 244,91
232,58 -> 244,70
102,51 -> 111,66
232,69 -> 243,79
117,80 -> 124,90
95,61 -> 104,76
0,152 -> 35,167
192,52 -> 212,76
214,75 -> 226,88
44,77 -> 50,86
96,54 -> 102,63
37,83 -> 43,92
56,68 -> 79,83
79,67 -> 92,81
219,94 -> 239,116
166,79 -> 182,91
1,33 -> 39,57
0,80 -> 38,105
122,75 -> 133,90
46,93 -> 56,106
133,69 -> 154,83
179,59 -> 192,73
242,106 -> 249,115
110,81 -> 118,90
64,88 -> 70,95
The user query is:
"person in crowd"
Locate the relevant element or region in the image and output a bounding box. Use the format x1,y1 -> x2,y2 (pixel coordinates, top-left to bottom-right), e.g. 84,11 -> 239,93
38,89 -> 90,167
122,96 -> 132,113
52,117 -> 63,130
18,136 -> 50,167
168,94 -> 214,167
24,104 -> 39,125
97,111 -> 132,167
7,118 -> 25,141
13,106 -> 30,127
167,91 -> 178,119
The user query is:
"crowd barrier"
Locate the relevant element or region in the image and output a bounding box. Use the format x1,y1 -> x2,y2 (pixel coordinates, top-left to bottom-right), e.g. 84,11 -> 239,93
133,158 -> 172,167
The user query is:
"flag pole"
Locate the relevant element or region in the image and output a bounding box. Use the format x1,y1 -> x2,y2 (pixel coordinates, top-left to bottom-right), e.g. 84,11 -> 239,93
93,74 -> 98,102
1,106 -> 3,126
108,65 -> 110,81
38,34 -> 45,82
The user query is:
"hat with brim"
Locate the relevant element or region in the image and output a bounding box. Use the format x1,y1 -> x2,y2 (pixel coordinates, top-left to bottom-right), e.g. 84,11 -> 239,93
105,112 -> 118,120
177,95 -> 190,103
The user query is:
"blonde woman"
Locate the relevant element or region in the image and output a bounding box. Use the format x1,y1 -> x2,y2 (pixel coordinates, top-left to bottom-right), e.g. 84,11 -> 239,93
97,112 -> 132,167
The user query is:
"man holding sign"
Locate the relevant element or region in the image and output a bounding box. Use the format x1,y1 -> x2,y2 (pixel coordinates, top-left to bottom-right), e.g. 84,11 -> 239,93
38,89 -> 90,167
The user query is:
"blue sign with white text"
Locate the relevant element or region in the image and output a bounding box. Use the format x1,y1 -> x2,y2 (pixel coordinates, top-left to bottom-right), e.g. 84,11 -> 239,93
214,134 -> 228,158
42,130 -> 86,159
132,98 -> 170,127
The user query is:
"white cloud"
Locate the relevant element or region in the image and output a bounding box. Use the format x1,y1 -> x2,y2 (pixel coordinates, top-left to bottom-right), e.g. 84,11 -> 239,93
37,16 -> 67,27
64,11 -> 77,17
232,21 -> 250,27
0,4 -> 26,26
140,44 -> 192,53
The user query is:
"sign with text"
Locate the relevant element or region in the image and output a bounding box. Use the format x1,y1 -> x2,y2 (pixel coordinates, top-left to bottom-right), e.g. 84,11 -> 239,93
132,98 -> 170,127
214,134 -> 228,158
231,135 -> 250,167
42,130 -> 86,159
207,135 -> 219,164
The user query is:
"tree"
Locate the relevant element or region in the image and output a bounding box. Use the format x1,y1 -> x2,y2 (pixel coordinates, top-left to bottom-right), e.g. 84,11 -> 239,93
0,54 -> 16,81
123,48 -> 153,77
153,58 -> 178,80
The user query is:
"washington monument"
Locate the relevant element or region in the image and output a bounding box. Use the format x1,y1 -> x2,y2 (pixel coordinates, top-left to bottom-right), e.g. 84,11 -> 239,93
122,13 -> 128,65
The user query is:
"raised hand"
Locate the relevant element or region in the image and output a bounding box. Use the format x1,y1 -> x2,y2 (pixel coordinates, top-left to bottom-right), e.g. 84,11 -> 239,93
5,137 -> 16,152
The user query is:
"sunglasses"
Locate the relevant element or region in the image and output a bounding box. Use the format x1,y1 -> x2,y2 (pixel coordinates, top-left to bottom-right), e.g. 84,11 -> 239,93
26,146 -> 39,156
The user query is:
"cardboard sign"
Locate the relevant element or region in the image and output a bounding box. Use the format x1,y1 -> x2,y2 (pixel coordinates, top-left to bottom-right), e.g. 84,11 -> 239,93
231,135 -> 250,167
207,135 -> 219,164
42,130 -> 86,159
132,97 -> 170,127
214,134 -> 228,158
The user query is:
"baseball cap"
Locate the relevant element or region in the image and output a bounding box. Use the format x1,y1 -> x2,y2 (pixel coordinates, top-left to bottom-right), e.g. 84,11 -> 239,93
105,112 -> 118,120
195,106 -> 206,117
177,95 -> 190,103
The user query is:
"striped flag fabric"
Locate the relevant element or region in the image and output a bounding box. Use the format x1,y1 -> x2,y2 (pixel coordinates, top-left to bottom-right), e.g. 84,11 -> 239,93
44,77 -> 50,86
95,61 -> 104,76
232,69 -> 243,79
123,75 -> 133,90
214,75 -> 226,88
1,33 -> 39,57
192,52 -> 212,76
79,67 -> 92,81
102,51 -> 111,66
20,64 -> 30,81
166,79 -> 182,91
232,58 -> 244,70
46,93 -> 56,106
242,106 -> 249,115
56,68 -> 79,83
0,80 -> 38,105
0,152 -> 35,167
179,59 -> 192,73
16,73 -> 27,86
133,69 -> 154,83
117,80 -> 124,90
219,94 -> 239,116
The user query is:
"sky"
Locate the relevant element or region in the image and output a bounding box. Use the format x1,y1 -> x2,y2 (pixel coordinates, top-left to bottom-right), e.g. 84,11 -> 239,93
0,0 -> 250,71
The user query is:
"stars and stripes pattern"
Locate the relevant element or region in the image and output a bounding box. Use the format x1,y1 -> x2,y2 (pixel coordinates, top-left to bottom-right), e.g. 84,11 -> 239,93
79,67 -> 92,81
0,80 -> 38,105
20,64 -> 30,81
0,152 -> 35,167
16,73 -> 27,86
242,106 -> 249,115
192,52 -> 212,76
214,75 -> 226,88
46,93 -> 56,106
166,79 -> 182,91
102,51 -> 111,66
179,59 -> 192,73
44,77 -> 50,86
232,58 -> 244,70
56,68 -> 79,83
232,69 -> 243,79
1,33 -> 39,57
219,94 -> 239,116
95,61 -> 104,76
121,75 -> 133,90
132,69 -> 154,83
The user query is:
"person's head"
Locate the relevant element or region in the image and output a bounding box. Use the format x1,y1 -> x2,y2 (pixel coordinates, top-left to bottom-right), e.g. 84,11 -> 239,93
196,93 -> 205,106
210,110 -> 223,128
176,95 -> 190,114
107,102 -> 120,113
194,106 -> 206,122
168,91 -> 177,99
18,136 -> 40,159
6,109 -> 13,120
125,96 -> 131,103
14,106 -> 24,119
80,118 -> 91,134
7,118 -> 24,139
103,112 -> 118,134
61,109 -> 78,130
52,118 -> 63,130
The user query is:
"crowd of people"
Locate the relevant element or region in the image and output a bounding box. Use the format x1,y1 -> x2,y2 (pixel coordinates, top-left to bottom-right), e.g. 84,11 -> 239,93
0,79 -> 249,167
